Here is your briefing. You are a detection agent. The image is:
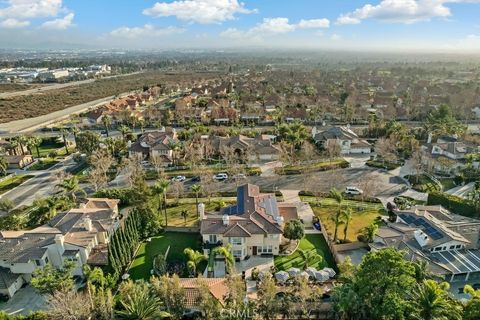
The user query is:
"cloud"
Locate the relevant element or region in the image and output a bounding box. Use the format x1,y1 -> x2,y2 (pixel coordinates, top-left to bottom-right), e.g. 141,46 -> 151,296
41,12 -> 73,30
221,17 -> 330,40
0,18 -> 30,28
298,18 -> 330,29
0,0 -> 65,19
336,0 -> 480,25
143,0 -> 256,24
110,24 -> 185,38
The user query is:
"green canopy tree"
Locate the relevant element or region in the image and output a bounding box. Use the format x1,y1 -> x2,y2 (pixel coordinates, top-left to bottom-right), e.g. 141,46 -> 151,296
153,179 -> 170,226
31,261 -> 75,295
283,219 -> 304,243
184,248 -> 207,276
410,280 -> 462,320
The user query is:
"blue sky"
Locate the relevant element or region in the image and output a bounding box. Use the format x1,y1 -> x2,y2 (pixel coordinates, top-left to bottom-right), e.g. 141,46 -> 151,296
1,0 -> 480,51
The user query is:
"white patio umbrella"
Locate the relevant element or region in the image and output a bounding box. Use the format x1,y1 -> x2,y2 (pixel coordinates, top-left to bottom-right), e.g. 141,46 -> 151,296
275,271 -> 290,283
299,271 -> 310,280
287,267 -> 301,277
322,267 -> 336,278
258,270 -> 270,281
314,270 -> 329,282
305,267 -> 317,278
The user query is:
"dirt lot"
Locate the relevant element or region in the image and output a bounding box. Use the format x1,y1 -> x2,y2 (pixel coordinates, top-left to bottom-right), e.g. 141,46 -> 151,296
0,72 -> 218,123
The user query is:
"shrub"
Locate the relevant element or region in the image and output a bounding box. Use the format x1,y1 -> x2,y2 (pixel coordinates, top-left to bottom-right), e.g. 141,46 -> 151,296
427,191 -> 479,217
94,188 -> 134,205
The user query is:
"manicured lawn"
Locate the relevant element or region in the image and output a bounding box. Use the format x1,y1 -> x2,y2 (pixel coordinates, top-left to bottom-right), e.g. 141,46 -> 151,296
27,158 -> 58,171
438,177 -> 457,191
145,166 -> 261,180
406,174 -> 441,193
37,141 -> 65,157
0,175 -> 33,195
274,234 -> 336,271
163,197 -> 236,227
275,159 -> 349,175
304,197 -> 385,242
129,232 -> 203,280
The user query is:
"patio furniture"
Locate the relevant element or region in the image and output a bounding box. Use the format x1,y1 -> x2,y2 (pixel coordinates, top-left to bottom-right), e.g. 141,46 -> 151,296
322,267 -> 336,278
314,271 -> 329,282
275,271 -> 290,284
287,267 -> 301,277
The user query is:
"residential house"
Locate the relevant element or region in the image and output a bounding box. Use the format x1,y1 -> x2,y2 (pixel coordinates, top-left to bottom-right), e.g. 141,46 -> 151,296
5,154 -> 34,169
0,198 -> 120,298
312,126 -> 371,154
179,278 -> 228,310
200,184 -> 298,261
372,205 -> 480,282
210,134 -> 281,162
129,129 -> 178,164
428,135 -> 469,160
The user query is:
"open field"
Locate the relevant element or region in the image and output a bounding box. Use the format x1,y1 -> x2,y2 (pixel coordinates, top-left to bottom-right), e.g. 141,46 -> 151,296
274,234 -> 336,271
302,196 -> 385,242
0,72 -> 219,124
129,232 -> 202,280
0,83 -> 45,93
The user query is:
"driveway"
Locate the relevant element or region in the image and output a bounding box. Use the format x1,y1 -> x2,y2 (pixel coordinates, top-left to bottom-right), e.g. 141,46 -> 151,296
343,154 -> 370,169
280,189 -> 315,226
0,286 -> 47,316
258,161 -> 282,178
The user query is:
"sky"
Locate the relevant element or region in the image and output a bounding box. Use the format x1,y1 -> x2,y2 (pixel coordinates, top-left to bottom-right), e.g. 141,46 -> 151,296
1,0 -> 480,52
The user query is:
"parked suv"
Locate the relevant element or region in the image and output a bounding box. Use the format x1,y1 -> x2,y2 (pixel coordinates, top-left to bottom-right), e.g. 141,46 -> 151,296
213,173 -> 228,181
345,186 -> 363,195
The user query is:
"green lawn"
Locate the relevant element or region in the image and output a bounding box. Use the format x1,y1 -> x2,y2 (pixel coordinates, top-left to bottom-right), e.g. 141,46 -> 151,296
275,159 -> 349,175
27,158 -> 58,171
163,197 -> 236,227
129,232 -> 203,280
438,177 -> 457,191
406,174 -> 441,193
274,234 -> 336,271
303,197 -> 385,242
0,175 -> 33,195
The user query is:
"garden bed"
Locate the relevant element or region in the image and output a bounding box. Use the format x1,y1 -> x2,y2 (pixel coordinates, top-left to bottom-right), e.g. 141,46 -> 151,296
27,158 -> 59,171
0,175 -> 33,195
405,174 -> 441,193
366,159 -> 400,170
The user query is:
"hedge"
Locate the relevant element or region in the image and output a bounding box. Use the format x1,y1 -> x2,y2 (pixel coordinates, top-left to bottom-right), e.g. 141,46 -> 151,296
366,160 -> 400,170
94,188 -> 134,206
427,191 -> 479,217
298,190 -> 382,203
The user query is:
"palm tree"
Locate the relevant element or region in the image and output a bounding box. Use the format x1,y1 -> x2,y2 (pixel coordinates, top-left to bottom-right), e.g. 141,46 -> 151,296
102,115 -> 112,137
60,129 -> 70,155
411,280 -> 462,320
119,125 -> 132,142
116,285 -> 169,320
190,184 -> 202,218
341,207 -> 353,241
361,222 -> 378,243
213,244 -> 235,275
184,248 -> 207,276
82,265 -> 106,308
56,176 -> 85,203
0,156 -> 7,176
153,179 -> 170,226
329,187 -> 343,242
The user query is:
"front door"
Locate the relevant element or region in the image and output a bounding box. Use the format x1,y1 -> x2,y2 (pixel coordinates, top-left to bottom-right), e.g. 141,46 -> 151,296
252,246 -> 257,255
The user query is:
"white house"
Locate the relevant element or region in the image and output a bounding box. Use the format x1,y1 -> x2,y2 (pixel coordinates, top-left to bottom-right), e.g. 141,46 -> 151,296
312,126 -> 371,154
0,198 -> 120,298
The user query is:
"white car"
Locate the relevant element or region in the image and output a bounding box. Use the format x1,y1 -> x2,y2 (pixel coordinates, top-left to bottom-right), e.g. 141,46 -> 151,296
171,175 -> 186,182
213,173 -> 228,181
345,186 -> 363,195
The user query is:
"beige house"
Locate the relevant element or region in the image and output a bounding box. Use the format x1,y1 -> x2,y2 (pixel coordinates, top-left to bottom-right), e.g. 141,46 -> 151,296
0,198 -> 119,298
129,129 -> 178,164
200,184 -> 298,260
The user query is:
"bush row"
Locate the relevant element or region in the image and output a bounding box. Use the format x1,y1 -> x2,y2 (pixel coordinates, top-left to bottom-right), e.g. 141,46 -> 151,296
427,191 -> 479,217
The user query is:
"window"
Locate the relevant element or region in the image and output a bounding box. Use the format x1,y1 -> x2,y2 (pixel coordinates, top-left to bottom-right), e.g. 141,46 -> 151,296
258,246 -> 273,254
232,250 -> 243,258
456,245 -> 462,249
35,260 -> 41,266
44,257 -> 49,264
434,247 -> 442,252
230,237 -> 243,245
450,245 -> 455,250
208,235 -> 217,243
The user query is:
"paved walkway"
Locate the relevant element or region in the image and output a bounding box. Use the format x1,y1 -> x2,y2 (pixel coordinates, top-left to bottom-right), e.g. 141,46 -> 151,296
258,161 -> 282,178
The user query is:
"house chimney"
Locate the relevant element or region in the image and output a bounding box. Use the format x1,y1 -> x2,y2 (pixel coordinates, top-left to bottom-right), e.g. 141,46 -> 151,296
222,214 -> 230,226
84,217 -> 93,232
198,203 -> 205,220
427,133 -> 433,144
275,216 -> 284,227
55,234 -> 65,252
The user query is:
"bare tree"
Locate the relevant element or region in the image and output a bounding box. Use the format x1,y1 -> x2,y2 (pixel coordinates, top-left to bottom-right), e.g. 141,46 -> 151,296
150,154 -> 165,179
48,289 -> 92,320
200,168 -> 215,203
325,140 -> 342,164
88,149 -> 114,191
375,137 -> 398,165
358,176 -> 378,202
122,154 -> 144,187
170,181 -> 184,205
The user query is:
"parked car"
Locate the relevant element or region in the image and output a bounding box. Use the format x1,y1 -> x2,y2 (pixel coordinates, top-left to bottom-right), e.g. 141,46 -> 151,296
171,175 -> 186,182
345,186 -> 363,195
213,173 -> 228,181
191,176 -> 201,182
